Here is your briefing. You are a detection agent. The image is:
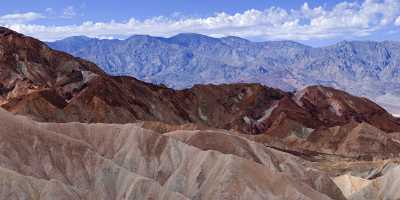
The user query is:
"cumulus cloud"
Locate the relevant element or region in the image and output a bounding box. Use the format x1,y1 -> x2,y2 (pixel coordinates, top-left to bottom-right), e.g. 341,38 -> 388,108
0,12 -> 44,24
2,0 -> 400,41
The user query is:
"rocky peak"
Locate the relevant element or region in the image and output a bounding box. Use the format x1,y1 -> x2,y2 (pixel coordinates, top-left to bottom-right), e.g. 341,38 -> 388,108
168,33 -> 221,47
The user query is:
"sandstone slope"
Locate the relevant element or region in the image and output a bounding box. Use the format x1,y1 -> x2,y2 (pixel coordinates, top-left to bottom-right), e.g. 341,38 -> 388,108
0,108 -> 345,199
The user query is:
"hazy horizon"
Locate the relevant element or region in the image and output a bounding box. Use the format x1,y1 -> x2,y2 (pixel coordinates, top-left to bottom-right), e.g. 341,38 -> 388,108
45,31 -> 400,47
1,0 -> 399,46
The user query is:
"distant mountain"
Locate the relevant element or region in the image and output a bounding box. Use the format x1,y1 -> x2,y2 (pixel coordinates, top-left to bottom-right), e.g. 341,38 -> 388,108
2,26 -> 399,135
48,34 -> 400,115
4,27 -> 400,200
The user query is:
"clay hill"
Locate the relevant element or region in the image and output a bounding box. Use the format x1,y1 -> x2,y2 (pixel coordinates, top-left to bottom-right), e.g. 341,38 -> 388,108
1,27 -> 400,199
1,27 -> 400,158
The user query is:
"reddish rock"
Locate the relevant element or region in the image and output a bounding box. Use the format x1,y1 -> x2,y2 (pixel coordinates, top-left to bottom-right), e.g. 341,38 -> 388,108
1,26 -> 400,160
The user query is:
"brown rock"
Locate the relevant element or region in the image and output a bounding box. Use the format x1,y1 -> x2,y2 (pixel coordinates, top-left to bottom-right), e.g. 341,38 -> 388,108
1,28 -> 399,137
0,108 -> 340,199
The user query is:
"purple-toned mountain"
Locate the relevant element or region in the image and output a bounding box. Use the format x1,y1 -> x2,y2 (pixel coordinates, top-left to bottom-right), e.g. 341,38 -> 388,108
2,26 -> 400,200
48,34 -> 400,116
1,27 -> 400,160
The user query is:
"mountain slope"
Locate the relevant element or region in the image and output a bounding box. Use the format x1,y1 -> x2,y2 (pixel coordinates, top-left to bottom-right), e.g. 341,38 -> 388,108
48,34 -> 400,115
2,27 -> 400,155
0,108 -> 345,200
3,27 -> 400,199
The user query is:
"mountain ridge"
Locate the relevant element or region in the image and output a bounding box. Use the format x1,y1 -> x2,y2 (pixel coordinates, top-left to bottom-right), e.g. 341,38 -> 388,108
0,26 -> 398,137
3,26 -> 400,199
48,33 -> 400,115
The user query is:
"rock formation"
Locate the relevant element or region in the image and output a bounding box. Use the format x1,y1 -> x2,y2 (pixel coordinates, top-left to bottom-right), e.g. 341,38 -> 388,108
1,27 -> 400,199
0,108 -> 346,199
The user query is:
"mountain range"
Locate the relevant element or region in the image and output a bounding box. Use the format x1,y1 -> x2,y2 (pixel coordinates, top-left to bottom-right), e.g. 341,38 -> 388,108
48,34 -> 400,115
2,27 -> 400,199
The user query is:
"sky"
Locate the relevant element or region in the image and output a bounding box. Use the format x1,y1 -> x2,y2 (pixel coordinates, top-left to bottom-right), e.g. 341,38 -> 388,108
0,0 -> 399,46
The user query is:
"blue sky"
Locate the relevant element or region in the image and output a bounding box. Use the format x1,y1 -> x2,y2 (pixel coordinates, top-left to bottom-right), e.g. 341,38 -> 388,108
0,0 -> 399,46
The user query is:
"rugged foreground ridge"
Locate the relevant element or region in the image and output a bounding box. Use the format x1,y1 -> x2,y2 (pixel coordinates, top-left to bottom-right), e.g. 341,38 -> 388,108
2,27 -> 400,199
0,108 -> 345,200
1,106 -> 400,199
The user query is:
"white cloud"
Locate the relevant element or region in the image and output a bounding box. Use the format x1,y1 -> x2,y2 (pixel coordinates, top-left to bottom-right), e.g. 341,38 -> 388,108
0,12 -> 44,24
1,0 -> 400,41
62,6 -> 77,19
396,16 -> 400,26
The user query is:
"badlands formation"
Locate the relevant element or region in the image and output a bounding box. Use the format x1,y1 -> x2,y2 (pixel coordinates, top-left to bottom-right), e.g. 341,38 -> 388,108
0,27 -> 400,199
